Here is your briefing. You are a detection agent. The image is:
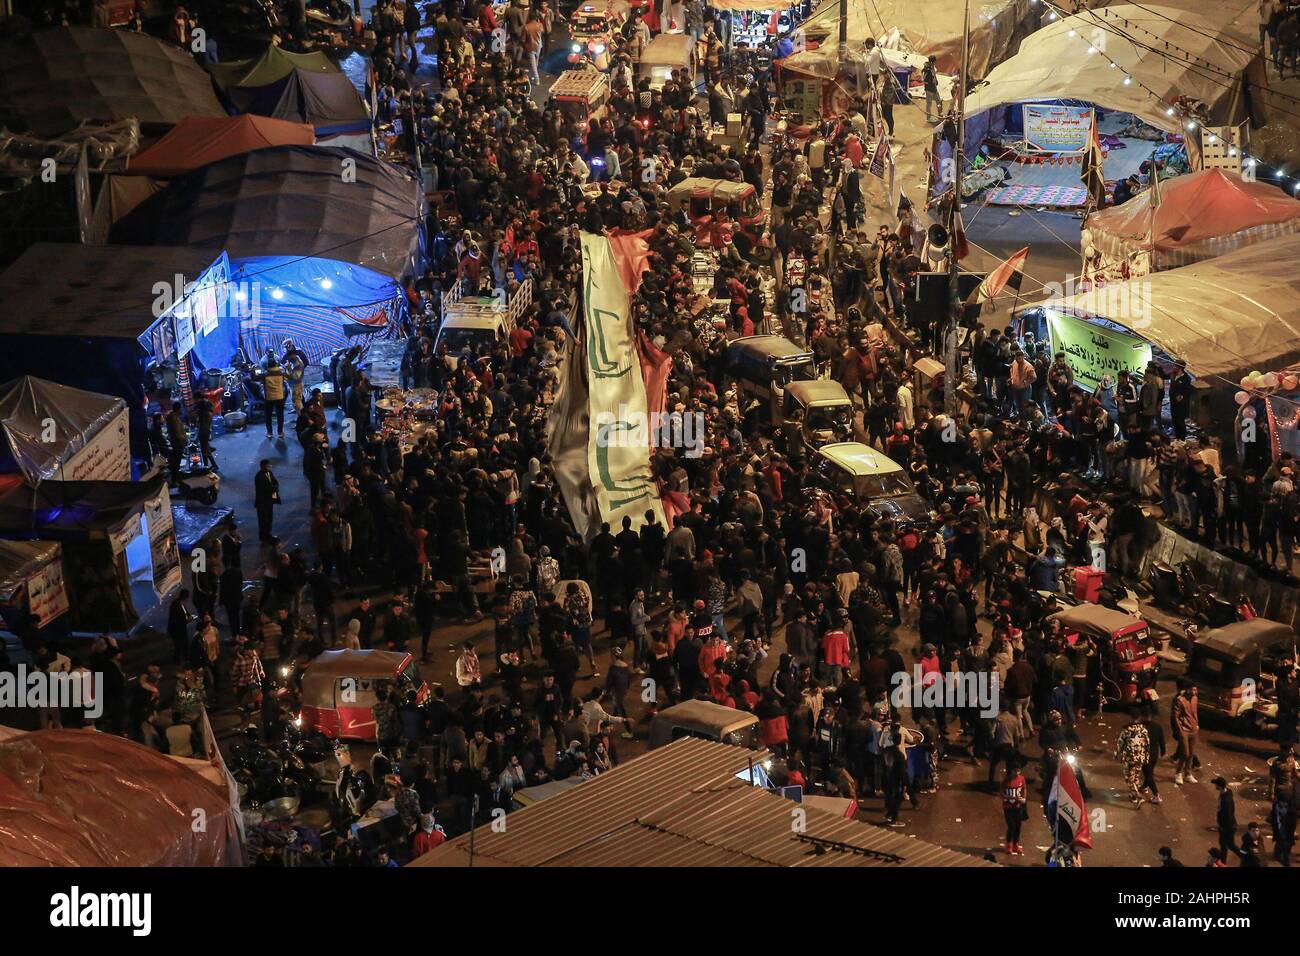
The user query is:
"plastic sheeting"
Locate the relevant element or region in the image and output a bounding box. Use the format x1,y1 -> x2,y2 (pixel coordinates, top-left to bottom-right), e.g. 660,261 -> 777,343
1038,233 -> 1300,381
233,255 -> 406,363
0,476 -> 168,537
127,114 -> 316,178
1084,170 -> 1300,276
0,728 -> 242,867
111,145 -> 425,280
964,5 -> 1263,135
0,377 -> 128,484
0,26 -> 225,137
0,540 -> 58,603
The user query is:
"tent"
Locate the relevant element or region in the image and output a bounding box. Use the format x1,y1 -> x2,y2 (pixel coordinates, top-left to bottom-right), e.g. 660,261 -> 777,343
0,727 -> 242,866
0,540 -> 67,631
227,70 -> 371,145
208,46 -> 338,89
0,476 -> 181,630
787,0 -> 1039,81
1083,170 -> 1300,280
126,114 -> 316,178
963,5 -> 1266,144
0,377 -> 131,483
231,255 -> 407,364
111,145 -> 426,281
0,26 -> 225,137
1035,233 -> 1300,381
0,244 -> 238,459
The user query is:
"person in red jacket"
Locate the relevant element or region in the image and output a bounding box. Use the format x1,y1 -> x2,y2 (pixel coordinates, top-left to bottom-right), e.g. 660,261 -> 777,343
698,632 -> 727,682
756,689 -> 789,757
411,813 -> 446,858
819,614 -> 852,688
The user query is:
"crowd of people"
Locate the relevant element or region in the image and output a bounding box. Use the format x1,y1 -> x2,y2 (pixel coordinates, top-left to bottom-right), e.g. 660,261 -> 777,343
6,0 -> 1298,871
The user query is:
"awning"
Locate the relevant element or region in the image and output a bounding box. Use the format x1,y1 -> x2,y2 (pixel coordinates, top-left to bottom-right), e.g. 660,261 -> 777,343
964,4 -> 1263,134
1033,233 -> 1300,381
127,114 -> 317,178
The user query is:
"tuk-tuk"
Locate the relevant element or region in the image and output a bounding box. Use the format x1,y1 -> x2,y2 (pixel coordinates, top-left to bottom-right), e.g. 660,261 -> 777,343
637,32 -> 696,91
649,699 -> 761,750
548,69 -> 611,139
1048,605 -> 1160,706
724,334 -> 815,421
1185,618 -> 1296,732
665,177 -> 767,254
782,379 -> 854,453
811,441 -> 931,524
299,649 -> 429,741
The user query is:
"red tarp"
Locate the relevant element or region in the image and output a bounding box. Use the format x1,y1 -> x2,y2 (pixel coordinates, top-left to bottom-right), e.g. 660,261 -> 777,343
1088,169 -> 1300,250
0,727 -> 243,866
127,113 -> 315,178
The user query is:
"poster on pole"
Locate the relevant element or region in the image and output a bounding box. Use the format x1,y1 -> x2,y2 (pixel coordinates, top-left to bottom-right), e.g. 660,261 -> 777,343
1045,309 -> 1151,393
580,232 -> 667,535
1023,104 -> 1094,153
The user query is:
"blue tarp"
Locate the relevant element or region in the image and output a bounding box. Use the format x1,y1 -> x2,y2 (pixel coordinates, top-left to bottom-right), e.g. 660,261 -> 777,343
232,255 -> 407,363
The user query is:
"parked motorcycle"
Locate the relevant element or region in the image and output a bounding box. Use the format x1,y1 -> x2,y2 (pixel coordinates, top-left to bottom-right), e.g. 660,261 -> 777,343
171,440 -> 220,506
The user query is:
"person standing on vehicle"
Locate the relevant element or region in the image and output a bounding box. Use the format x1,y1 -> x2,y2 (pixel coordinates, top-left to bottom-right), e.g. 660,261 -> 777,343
262,357 -> 287,439
1172,680 -> 1200,785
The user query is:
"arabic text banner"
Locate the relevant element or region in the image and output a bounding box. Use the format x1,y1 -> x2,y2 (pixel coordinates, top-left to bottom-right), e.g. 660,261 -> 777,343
1046,309 -> 1152,393
580,233 -> 666,533
1023,104 -> 1094,153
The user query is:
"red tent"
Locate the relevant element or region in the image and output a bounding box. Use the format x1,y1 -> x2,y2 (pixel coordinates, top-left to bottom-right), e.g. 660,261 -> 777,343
126,113 -> 315,178
1083,169 -> 1300,279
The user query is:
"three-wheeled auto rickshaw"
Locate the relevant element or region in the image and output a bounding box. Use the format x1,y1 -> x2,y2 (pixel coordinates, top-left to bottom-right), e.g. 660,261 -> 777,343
782,379 -> 854,454
724,333 -> 815,422
637,32 -> 696,92
1185,618 -> 1296,733
299,649 -> 430,741
1048,605 -> 1160,706
665,177 -> 768,257
548,69 -> 611,145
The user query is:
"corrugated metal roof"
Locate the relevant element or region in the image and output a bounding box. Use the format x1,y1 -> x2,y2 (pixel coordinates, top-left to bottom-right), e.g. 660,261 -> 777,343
412,738 -> 993,868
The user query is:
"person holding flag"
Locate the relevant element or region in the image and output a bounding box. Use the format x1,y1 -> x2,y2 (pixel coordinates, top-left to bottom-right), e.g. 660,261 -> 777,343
1046,750 -> 1093,865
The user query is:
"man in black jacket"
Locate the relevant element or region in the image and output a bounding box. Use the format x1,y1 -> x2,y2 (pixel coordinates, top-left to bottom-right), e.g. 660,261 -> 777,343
253,459 -> 280,542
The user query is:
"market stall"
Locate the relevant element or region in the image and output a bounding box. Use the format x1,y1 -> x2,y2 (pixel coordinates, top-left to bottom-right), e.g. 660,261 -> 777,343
0,540 -> 69,636
0,476 -> 181,631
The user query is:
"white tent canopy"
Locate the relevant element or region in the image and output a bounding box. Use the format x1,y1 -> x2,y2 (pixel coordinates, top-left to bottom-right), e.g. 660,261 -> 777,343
963,4 -> 1262,134
1037,233 -> 1300,381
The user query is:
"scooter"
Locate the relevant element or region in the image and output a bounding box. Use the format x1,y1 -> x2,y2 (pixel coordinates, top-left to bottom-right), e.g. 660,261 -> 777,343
171,441 -> 220,506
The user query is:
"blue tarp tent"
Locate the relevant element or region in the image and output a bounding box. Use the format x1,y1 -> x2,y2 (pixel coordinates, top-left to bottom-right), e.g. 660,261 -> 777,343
234,255 -> 407,364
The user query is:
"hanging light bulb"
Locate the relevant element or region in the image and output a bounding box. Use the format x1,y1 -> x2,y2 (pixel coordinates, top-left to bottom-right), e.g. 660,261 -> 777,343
1087,45 -> 1096,54
1186,120 -> 1197,131
1068,28 -> 1076,37
1122,75 -> 1132,85
1165,107 -> 1175,116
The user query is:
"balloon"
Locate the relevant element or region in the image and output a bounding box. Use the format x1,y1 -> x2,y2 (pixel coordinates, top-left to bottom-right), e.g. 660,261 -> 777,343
1235,391 -> 1250,405
1284,374 -> 1299,391
1252,370 -> 1264,380
1263,372 -> 1280,388
1241,376 -> 1255,388
1242,406 -> 1257,419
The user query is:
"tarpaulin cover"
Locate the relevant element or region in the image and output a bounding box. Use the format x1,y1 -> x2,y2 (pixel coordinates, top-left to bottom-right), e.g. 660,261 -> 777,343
231,70 -> 371,137
0,377 -> 127,484
0,540 -> 58,603
87,174 -> 167,243
0,476 -> 167,538
0,26 -> 225,137
127,114 -> 317,178
790,0 -> 1036,80
1039,233 -> 1300,381
111,145 -> 425,280
0,728 -> 242,867
964,5 -> 1262,135
233,255 -> 406,363
208,46 -> 337,89
1085,170 -> 1300,251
